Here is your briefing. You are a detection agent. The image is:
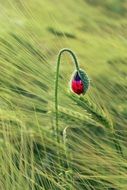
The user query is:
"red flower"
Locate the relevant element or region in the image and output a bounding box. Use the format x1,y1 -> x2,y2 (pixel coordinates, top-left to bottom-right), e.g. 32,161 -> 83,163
71,71 -> 84,95
71,80 -> 84,95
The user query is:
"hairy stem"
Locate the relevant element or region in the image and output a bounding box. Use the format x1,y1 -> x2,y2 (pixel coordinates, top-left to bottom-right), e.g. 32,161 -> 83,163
55,48 -> 80,143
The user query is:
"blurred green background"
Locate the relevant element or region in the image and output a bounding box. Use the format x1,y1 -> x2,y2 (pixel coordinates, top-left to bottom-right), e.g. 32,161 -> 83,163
0,0 -> 127,190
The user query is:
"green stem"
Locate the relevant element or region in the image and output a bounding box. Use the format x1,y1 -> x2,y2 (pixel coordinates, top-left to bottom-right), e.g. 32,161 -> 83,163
55,48 -> 80,143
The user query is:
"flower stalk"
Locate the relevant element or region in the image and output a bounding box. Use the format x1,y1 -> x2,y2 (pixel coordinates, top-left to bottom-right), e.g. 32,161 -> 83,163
55,48 -> 90,143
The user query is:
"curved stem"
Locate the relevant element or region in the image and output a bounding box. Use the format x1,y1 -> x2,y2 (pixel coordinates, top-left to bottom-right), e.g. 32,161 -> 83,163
55,48 -> 80,143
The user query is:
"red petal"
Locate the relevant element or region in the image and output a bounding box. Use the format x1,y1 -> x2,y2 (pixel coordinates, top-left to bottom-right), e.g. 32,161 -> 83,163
71,80 -> 84,95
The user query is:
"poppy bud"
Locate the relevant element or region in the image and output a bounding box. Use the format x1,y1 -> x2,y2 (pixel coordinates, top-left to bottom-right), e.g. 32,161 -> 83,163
70,69 -> 90,95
